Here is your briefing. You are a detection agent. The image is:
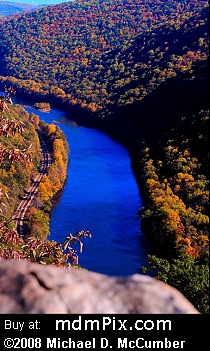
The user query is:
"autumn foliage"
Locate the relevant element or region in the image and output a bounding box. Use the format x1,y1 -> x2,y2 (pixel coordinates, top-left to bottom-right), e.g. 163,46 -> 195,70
0,1 -> 208,115
138,110 -> 209,312
0,0 -> 208,312
0,99 -> 91,268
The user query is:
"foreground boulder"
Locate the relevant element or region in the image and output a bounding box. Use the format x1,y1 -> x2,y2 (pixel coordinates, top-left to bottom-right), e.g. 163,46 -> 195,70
0,259 -> 199,314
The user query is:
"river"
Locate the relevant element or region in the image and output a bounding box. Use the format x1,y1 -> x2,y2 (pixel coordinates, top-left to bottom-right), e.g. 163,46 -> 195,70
12,97 -> 150,276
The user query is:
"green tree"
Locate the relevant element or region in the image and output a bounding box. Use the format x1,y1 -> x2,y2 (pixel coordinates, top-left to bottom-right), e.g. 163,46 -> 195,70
142,254 -> 209,314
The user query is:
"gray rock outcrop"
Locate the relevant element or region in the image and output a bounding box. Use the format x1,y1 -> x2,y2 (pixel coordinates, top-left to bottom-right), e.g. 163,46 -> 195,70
0,259 -> 199,314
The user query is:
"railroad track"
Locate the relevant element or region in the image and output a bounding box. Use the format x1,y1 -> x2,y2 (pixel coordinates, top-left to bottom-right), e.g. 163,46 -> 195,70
12,133 -> 52,237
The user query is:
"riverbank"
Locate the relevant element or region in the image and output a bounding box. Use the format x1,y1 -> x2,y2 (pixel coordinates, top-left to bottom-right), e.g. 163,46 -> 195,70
0,102 -> 71,267
23,117 -> 69,239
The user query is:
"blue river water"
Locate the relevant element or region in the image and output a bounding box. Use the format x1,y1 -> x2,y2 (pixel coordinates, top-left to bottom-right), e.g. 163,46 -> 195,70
13,99 -> 150,276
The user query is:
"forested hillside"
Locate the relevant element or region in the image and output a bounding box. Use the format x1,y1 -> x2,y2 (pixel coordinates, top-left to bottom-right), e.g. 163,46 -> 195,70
0,102 -> 69,225
0,0 -> 208,114
0,102 -> 73,265
0,104 -> 41,218
0,0 -> 209,312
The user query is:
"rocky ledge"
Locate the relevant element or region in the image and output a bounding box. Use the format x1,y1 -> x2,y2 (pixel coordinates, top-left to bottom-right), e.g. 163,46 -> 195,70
0,259 -> 199,314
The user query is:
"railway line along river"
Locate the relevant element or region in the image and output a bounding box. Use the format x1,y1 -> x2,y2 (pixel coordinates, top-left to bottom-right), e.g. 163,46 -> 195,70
13,97 -> 150,276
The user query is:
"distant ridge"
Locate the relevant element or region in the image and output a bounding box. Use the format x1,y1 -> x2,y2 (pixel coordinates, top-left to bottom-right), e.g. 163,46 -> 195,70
0,1 -> 45,17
